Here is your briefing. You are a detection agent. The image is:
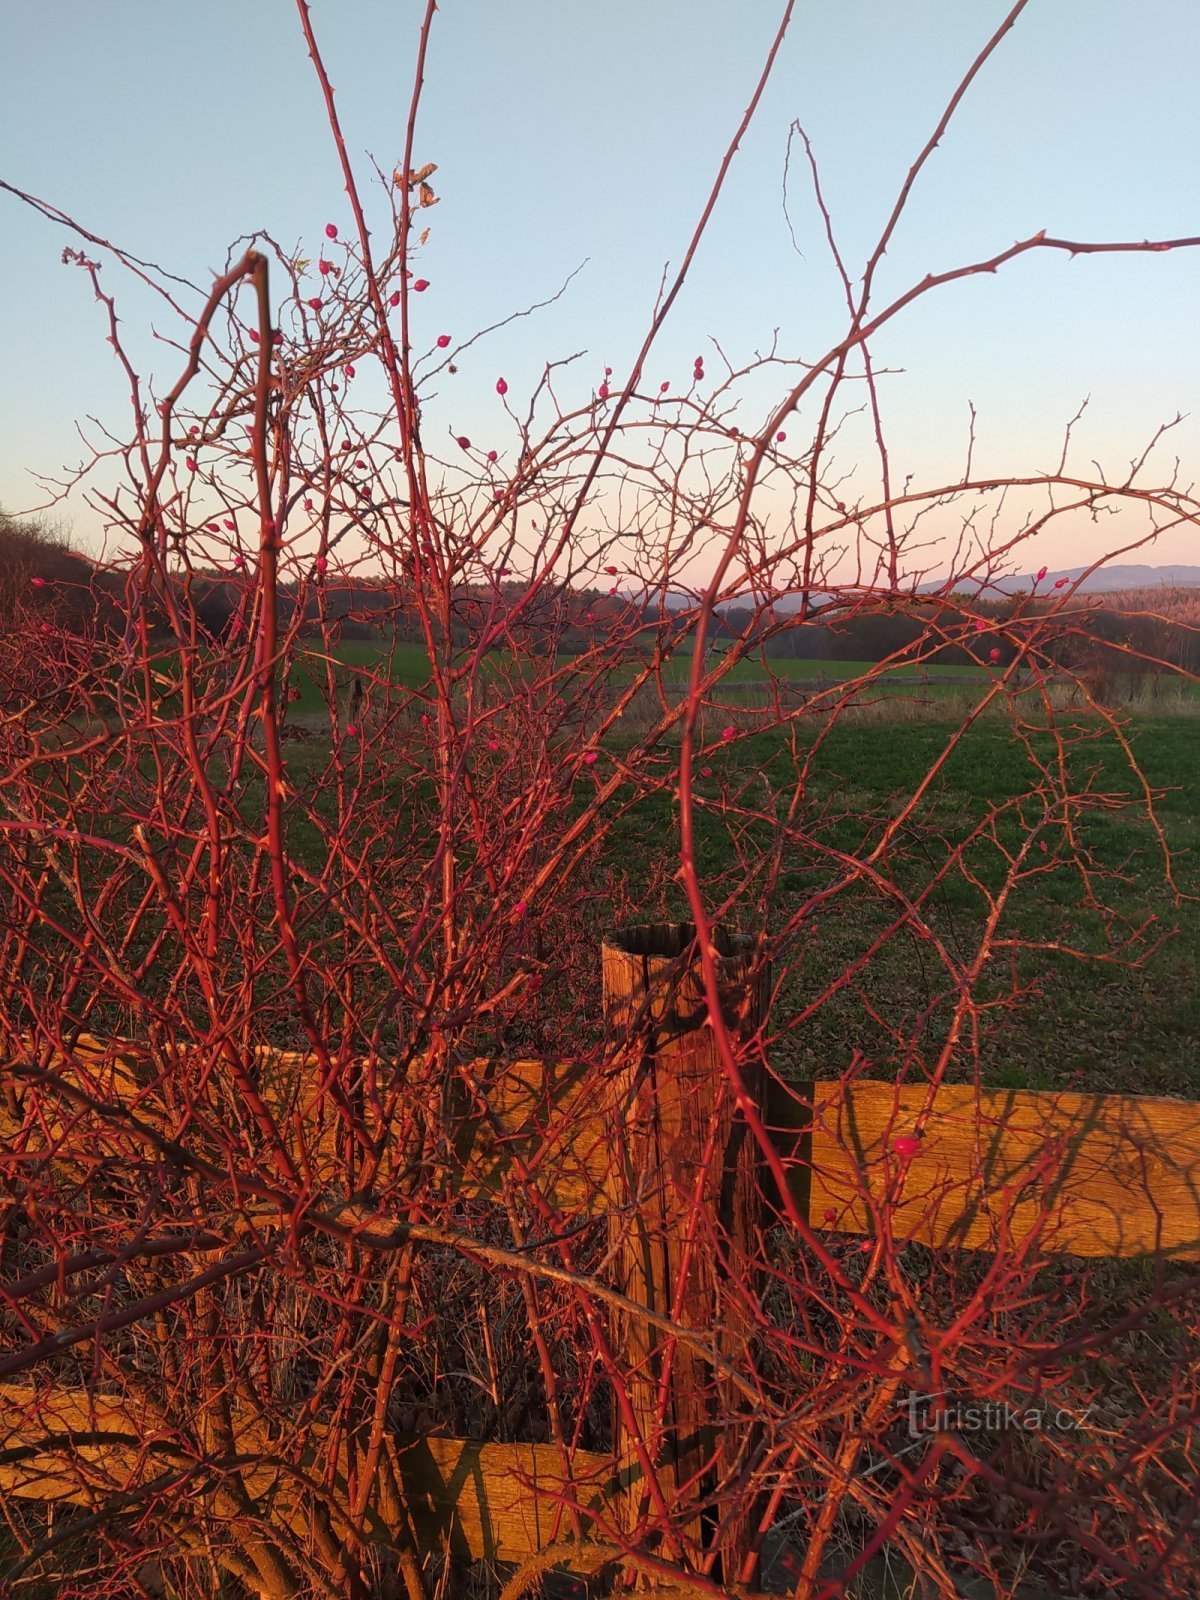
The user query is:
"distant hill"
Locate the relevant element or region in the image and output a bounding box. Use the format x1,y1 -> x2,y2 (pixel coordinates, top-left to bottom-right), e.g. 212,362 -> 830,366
660,565 -> 1200,612
969,564 -> 1200,596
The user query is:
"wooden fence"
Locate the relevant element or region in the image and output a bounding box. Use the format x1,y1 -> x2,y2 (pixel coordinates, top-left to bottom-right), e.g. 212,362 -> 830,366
3,922 -> 1200,1584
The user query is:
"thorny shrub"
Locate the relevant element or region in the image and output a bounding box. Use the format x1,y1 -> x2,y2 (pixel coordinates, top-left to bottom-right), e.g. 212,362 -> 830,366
1,3 -> 1200,1598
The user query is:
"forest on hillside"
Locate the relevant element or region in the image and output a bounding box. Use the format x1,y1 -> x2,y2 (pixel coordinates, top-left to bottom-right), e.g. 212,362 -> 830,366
4,509 -> 1198,683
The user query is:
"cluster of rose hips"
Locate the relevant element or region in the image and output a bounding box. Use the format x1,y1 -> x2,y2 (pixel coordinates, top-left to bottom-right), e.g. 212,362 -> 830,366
304,222 -> 427,318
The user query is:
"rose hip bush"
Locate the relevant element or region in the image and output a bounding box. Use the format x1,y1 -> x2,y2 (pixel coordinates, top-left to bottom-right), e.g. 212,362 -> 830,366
1,3 -> 1199,1597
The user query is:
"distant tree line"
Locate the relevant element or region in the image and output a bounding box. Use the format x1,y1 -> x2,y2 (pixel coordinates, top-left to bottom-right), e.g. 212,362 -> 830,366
4,511 -> 1197,681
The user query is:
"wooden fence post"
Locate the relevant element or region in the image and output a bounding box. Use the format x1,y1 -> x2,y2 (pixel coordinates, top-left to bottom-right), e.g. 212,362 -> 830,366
601,922 -> 769,1582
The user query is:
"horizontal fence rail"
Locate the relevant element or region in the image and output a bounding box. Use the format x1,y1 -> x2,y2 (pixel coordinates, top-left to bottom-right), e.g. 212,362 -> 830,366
5,1040 -> 1198,1257
4,922 -> 1200,1584
0,1383 -> 615,1566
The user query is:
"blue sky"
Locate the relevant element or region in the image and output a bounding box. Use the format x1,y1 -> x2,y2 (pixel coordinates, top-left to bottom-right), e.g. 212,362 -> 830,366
2,0 -> 1197,575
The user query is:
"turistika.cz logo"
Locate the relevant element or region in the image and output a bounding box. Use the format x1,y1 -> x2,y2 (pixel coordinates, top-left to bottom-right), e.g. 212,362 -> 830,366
906,1391 -> 1095,1439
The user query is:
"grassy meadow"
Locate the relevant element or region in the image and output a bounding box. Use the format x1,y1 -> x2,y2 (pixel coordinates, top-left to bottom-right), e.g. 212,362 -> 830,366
279,638 -> 1197,718
278,640 -> 991,707
44,641 -> 1200,1100
254,643 -> 1200,1102
680,714 -> 1199,1099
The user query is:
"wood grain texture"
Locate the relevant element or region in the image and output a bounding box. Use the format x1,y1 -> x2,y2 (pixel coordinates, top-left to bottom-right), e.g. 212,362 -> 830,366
0,1382 -> 616,1563
6,1036 -> 1200,1255
798,1079 -> 1200,1259
6,1038 -> 1200,1256
602,922 -> 769,1579
0,1036 -> 612,1213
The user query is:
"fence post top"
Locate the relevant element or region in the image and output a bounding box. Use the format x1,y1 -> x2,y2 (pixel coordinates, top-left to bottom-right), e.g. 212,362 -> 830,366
601,920 -> 755,965
601,922 -> 768,1038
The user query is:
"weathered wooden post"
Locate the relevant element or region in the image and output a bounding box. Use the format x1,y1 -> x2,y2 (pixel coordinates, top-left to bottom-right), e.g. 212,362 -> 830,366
332,670 -> 364,736
601,922 -> 769,1581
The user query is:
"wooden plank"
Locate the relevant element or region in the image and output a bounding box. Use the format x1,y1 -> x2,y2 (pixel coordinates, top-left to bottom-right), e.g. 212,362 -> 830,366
797,1079 -> 1200,1259
0,1383 -> 616,1564
602,923 -> 769,1580
8,1037 -> 1200,1256
0,1038 -> 612,1213
440,1054 -> 613,1206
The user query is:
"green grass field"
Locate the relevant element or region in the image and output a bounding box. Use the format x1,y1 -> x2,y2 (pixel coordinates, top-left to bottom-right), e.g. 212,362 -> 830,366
285,639 -> 1197,697
260,693 -> 1199,1100
144,636 -> 1195,727
271,642 -> 1200,1100
280,641 -> 995,717
666,716 -> 1200,1098
47,639 -> 1200,1099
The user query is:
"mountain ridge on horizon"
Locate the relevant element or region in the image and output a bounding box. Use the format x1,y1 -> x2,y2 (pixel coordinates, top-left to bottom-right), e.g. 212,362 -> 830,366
676,563 -> 1200,613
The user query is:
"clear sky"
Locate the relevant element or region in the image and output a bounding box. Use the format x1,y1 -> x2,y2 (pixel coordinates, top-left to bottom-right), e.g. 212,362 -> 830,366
2,0 -> 1197,575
